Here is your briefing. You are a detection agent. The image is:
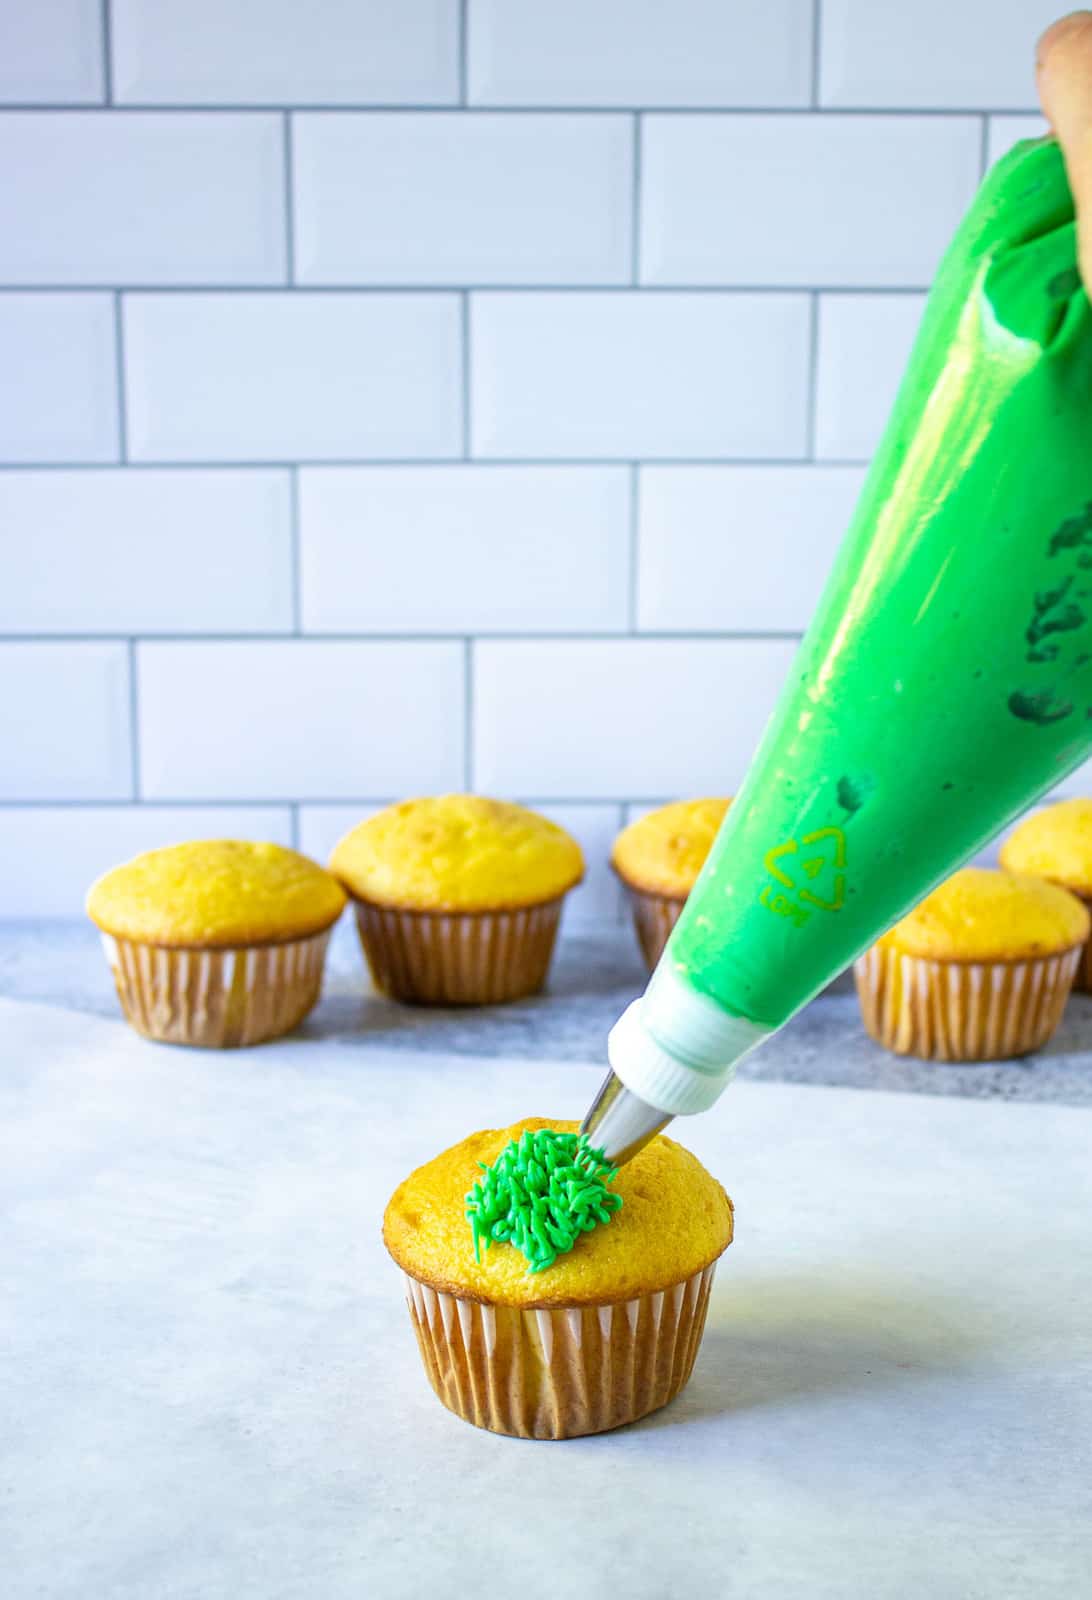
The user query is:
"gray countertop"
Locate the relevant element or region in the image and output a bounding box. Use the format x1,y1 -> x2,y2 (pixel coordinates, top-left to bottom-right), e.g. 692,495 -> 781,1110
5,916 -> 1092,1105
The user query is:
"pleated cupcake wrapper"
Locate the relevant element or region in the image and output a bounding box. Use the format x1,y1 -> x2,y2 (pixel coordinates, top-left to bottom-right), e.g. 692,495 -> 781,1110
854,943 -> 1082,1061
1073,894 -> 1092,992
100,928 -> 332,1047
351,897 -> 564,1005
403,1263 -> 717,1440
625,887 -> 687,972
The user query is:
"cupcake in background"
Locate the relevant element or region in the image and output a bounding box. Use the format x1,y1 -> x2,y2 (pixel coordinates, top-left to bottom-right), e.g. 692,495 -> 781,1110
611,798 -> 731,969
87,840 -> 345,1048
1000,797 -> 1092,990
384,1117 -> 733,1439
329,796 -> 583,1005
855,866 -> 1088,1061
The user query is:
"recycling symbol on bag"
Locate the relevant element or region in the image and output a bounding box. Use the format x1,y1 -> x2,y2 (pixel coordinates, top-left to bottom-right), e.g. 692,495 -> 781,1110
760,827 -> 847,926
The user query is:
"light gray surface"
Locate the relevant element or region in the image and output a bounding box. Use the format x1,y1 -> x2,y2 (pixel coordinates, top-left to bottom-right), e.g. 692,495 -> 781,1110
3,997 -> 1091,1599
6,917 -> 1092,1104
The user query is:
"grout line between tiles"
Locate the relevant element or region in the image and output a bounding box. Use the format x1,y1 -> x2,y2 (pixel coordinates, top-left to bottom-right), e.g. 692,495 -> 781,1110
0,102 -> 1044,116
113,292 -> 128,461
463,638 -> 474,789
458,0 -> 469,105
811,0 -> 822,108
0,457 -> 871,472
127,639 -> 140,798
979,114 -> 991,178
100,0 -> 113,103
0,629 -> 806,644
460,294 -> 471,457
288,467 -> 302,633
0,795 -> 706,811
0,283 -> 934,296
289,803 -> 300,850
631,113 -> 642,285
283,113 -> 296,283
805,291 -> 821,461
627,465 -> 640,631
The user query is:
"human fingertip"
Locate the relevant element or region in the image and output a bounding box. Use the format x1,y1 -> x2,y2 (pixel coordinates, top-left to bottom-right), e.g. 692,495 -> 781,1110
1037,11 -> 1092,72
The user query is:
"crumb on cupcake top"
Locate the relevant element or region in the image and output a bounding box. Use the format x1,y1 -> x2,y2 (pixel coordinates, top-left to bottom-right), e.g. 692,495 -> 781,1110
1000,798 -> 1092,895
877,866 -> 1090,963
86,839 -> 346,948
383,1117 -> 733,1309
329,796 -> 584,912
611,798 -> 732,897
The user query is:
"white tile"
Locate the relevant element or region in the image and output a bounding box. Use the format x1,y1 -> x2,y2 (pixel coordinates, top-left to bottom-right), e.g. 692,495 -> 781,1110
138,642 -> 465,799
298,805 -> 384,871
637,465 -> 866,632
814,294 -> 925,462
471,293 -> 810,459
294,113 -> 632,285
0,114 -> 285,286
987,115 -> 1050,169
527,802 -> 624,926
0,294 -> 118,463
0,805 -> 293,917
474,639 -> 799,795
0,643 -> 131,800
299,466 -> 630,633
124,294 -> 462,463
0,470 -> 293,634
112,0 -> 458,105
0,0 -> 103,104
469,0 -> 812,107
641,115 -> 980,288
820,0 -> 1058,110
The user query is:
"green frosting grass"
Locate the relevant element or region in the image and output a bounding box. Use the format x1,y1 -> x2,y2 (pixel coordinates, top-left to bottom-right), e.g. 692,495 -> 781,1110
465,1128 -> 623,1275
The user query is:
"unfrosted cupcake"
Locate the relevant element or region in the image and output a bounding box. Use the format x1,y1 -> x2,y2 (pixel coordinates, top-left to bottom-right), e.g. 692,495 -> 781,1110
384,1117 -> 733,1439
855,866 -> 1088,1061
611,799 -> 731,969
86,840 -> 345,1048
329,796 -> 583,1005
1000,798 -> 1092,990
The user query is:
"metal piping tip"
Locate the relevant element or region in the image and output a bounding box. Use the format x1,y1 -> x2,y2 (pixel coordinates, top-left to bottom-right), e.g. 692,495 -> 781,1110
580,1068 -> 672,1168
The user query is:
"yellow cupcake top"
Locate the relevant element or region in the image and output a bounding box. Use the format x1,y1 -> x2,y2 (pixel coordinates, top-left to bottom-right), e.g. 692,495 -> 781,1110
383,1117 -> 733,1309
877,866 -> 1090,962
1000,798 -> 1092,895
611,798 -> 732,897
329,795 -> 584,912
86,839 -> 346,948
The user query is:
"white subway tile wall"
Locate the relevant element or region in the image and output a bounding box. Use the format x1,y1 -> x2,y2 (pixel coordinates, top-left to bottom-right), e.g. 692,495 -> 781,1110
470,292 -> 811,458
0,114 -> 286,285
298,466 -> 631,633
0,1 -> 104,104
637,466 -> 866,632
814,294 -> 925,460
293,114 -> 633,285
0,2 -> 1070,916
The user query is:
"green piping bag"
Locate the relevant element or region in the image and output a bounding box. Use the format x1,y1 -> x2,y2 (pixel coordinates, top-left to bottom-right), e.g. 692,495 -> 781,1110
584,137 -> 1092,1160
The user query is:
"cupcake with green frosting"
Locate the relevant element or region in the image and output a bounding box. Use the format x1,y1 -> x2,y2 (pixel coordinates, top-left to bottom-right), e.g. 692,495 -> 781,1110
383,1117 -> 733,1440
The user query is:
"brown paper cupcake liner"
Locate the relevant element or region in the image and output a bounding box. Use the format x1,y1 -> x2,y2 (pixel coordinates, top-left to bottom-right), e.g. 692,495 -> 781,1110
624,886 -> 687,972
854,943 -> 1082,1061
351,897 -> 564,1005
402,1263 -> 717,1439
1071,894 -> 1092,992
100,929 -> 332,1047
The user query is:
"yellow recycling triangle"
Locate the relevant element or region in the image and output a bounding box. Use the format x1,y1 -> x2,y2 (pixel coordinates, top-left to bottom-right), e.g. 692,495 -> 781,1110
764,827 -> 846,912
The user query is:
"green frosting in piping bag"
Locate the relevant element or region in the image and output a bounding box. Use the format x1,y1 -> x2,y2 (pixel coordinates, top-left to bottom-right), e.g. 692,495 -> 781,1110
465,1128 -> 622,1275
